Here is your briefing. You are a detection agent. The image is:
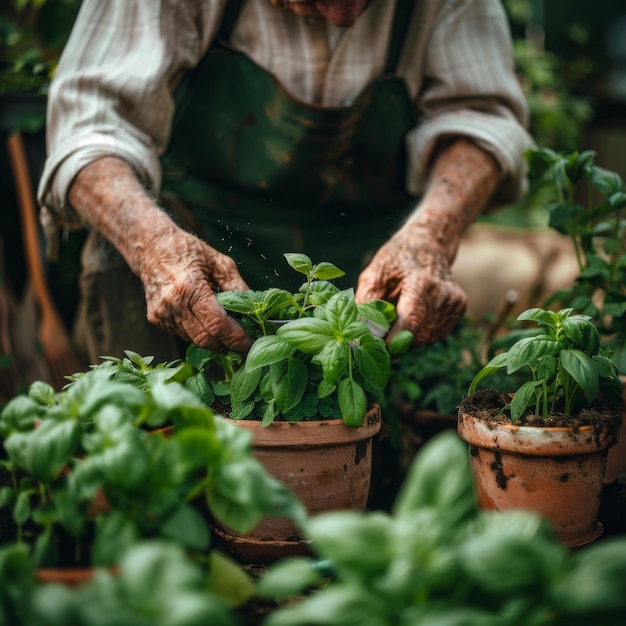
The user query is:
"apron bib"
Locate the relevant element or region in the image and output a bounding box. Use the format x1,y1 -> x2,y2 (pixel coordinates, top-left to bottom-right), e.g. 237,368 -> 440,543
161,0 -> 417,290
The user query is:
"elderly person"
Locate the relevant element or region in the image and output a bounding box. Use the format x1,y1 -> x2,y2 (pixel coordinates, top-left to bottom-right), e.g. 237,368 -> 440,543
38,0 -> 532,363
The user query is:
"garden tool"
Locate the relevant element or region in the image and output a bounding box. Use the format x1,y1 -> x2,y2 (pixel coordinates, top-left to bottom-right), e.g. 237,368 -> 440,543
7,131 -> 80,390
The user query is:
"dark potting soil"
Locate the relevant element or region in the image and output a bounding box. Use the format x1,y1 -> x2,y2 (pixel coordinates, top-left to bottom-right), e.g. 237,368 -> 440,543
459,389 -> 623,431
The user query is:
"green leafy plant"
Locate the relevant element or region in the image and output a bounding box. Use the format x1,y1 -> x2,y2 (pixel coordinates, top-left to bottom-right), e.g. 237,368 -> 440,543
504,0 -> 594,153
0,0 -> 81,95
526,146 -> 626,374
0,362 -> 307,572
386,317 -> 486,416
468,307 -> 623,421
256,431 -> 626,626
0,540 -> 241,626
186,253 -> 412,428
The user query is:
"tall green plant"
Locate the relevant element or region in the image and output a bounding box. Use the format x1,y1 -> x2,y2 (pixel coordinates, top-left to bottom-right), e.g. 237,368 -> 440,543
468,307 -> 623,421
526,146 -> 626,373
187,253 -> 412,428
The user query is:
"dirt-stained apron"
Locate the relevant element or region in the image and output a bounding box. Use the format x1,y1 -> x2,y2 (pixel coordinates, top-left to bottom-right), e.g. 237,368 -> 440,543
76,0 -> 417,363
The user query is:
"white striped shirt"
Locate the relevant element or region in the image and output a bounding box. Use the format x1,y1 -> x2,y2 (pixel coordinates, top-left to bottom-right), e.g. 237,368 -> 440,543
38,0 -> 533,224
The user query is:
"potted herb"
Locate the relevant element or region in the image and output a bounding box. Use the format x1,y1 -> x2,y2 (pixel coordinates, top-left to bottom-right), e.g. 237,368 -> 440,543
458,306 -> 623,547
526,146 -> 626,483
0,363 -> 306,583
184,253 -> 412,561
0,540 -> 244,625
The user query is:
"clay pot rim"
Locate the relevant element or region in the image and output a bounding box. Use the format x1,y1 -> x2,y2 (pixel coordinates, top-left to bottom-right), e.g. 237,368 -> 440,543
458,411 -> 618,456
36,565 -> 118,586
225,403 -> 382,447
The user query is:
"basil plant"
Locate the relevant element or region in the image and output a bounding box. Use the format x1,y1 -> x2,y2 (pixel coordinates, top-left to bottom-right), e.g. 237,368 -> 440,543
186,253 -> 413,428
468,307 -> 623,421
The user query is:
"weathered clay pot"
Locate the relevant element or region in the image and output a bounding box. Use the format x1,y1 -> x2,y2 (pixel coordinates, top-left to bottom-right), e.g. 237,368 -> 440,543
458,409 -> 620,548
215,404 -> 382,563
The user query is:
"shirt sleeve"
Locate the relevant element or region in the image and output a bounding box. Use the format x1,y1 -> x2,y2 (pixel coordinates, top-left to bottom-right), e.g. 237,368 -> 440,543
406,0 -> 534,203
37,0 -> 224,225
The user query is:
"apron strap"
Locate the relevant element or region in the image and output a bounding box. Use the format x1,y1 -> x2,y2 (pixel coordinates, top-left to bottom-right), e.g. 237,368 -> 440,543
217,0 -> 244,43
384,0 -> 416,75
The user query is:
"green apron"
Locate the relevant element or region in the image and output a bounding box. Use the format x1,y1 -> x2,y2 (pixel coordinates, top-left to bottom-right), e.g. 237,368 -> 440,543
161,0 -> 417,292
76,0 -> 417,363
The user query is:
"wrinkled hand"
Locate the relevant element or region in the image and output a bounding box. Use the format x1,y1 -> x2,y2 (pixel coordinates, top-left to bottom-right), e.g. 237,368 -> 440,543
138,231 -> 254,353
355,228 -> 467,346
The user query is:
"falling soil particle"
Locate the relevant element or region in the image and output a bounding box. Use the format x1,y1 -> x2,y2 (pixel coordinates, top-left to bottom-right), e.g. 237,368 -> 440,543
559,473 -> 571,482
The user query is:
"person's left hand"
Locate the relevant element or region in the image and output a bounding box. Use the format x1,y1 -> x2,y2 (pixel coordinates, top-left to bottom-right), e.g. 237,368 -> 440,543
355,225 -> 467,346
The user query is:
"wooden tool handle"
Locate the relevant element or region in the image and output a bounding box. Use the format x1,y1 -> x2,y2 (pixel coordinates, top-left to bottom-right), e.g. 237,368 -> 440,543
6,131 -> 55,313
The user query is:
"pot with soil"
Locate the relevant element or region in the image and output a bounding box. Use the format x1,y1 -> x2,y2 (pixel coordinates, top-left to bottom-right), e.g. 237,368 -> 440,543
213,404 -> 381,563
184,253 -> 412,562
458,307 -> 623,548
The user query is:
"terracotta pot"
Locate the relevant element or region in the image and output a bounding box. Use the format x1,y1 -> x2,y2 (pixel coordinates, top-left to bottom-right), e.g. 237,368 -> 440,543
215,404 -> 382,563
458,409 -> 620,549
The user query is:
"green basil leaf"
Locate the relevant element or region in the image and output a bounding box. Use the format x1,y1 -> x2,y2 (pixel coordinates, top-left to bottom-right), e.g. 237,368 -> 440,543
260,288 -> 296,320
216,290 -> 257,314
284,253 -> 313,276
325,289 -> 358,334
387,329 -> 414,355
256,558 -> 323,600
230,365 -> 262,404
510,380 -> 543,421
92,512 -> 138,566
560,349 -> 599,404
272,357 -> 308,414
468,352 -> 508,394
312,261 -> 345,281
342,320 -> 370,341
184,371 -> 215,405
354,337 -> 390,390
317,379 -> 336,399
517,308 -> 558,328
304,280 -> 340,306
562,315 -> 600,354
0,395 -> 40,432
161,503 -> 210,550
338,378 -> 367,427
277,318 -> 334,353
312,341 -> 349,386
33,527 -> 58,567
0,486 -> 15,509
230,400 -> 255,420
261,402 -> 277,427
246,335 -> 294,371
358,299 -> 397,324
28,381 -> 56,406
13,490 -> 31,526
591,165 -> 623,198
20,419 -> 81,483
507,335 -> 561,373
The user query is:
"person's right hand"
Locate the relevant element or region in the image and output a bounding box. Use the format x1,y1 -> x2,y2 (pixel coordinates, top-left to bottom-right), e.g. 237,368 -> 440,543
137,230 -> 254,354
67,156 -> 254,354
